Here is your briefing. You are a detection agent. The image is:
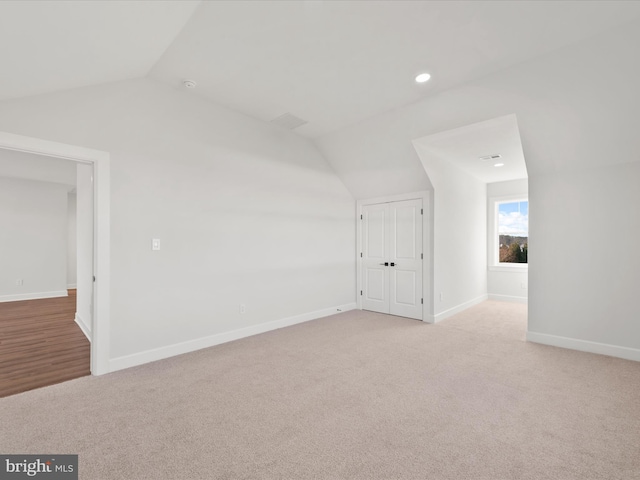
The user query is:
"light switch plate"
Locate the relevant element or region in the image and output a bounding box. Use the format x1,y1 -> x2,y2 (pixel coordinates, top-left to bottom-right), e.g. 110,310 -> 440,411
152,239 -> 161,251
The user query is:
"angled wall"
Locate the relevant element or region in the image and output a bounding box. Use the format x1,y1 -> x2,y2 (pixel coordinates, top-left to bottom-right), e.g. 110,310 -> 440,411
412,143 -> 487,320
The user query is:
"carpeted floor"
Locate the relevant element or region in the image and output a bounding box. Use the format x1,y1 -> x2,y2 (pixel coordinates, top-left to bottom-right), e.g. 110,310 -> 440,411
0,301 -> 638,479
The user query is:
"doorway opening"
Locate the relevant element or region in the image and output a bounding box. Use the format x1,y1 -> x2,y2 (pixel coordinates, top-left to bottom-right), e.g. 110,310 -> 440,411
0,151 -> 93,396
0,131 -> 110,379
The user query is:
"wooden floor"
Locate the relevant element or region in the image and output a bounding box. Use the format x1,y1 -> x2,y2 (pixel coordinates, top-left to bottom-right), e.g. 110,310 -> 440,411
0,290 -> 90,398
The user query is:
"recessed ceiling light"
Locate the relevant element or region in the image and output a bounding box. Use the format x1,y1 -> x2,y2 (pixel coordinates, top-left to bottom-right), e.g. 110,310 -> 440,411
415,73 -> 431,83
494,162 -> 505,167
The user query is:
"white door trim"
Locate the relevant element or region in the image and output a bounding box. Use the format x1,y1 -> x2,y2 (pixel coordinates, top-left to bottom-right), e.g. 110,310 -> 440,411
0,131 -> 111,375
357,191 -> 431,322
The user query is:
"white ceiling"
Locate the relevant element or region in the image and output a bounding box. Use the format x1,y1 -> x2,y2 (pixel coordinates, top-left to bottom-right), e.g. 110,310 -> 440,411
1,1 -> 640,139
149,1 -> 640,137
0,0 -> 199,100
414,114 -> 527,184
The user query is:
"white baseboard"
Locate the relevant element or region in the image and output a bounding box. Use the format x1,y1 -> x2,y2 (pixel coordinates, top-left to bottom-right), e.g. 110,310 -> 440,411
75,313 -> 91,342
0,290 -> 68,303
108,302 -> 357,373
433,294 -> 488,323
488,294 -> 528,304
527,331 -> 640,362
67,283 -> 77,289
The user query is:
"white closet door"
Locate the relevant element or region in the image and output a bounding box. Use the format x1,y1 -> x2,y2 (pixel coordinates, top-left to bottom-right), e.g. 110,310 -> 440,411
361,199 -> 423,320
388,199 -> 423,320
361,203 -> 390,314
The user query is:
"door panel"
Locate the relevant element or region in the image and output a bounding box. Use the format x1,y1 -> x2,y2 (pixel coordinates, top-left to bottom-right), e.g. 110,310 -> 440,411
366,208 -> 386,259
361,199 -> 422,320
394,270 -> 416,305
388,199 -> 423,320
361,204 -> 389,314
393,204 -> 417,259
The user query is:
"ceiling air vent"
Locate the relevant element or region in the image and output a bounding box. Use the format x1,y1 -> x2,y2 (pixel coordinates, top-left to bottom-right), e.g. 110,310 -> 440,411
479,154 -> 502,161
270,112 -> 308,130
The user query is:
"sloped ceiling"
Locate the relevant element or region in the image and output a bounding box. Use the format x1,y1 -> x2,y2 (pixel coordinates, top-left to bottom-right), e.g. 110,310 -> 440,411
0,0 -> 199,100
149,1 -> 640,138
1,1 -> 640,139
414,115 -> 527,184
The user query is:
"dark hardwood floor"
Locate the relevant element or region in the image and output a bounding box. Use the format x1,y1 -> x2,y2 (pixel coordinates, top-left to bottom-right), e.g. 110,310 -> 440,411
0,290 -> 90,398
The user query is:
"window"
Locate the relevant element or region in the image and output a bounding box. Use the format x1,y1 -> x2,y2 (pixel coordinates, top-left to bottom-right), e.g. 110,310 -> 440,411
497,200 -> 528,264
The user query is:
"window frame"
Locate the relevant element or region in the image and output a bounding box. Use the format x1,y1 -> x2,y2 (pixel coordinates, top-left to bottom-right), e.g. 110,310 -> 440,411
488,195 -> 528,272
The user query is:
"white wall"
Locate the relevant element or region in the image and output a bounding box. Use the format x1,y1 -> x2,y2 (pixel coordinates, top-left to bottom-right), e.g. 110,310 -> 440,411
0,176 -> 68,301
0,78 -> 355,365
529,162 -> 640,350
487,179 -> 528,303
315,20 -> 640,357
75,165 -> 93,339
0,148 -> 76,186
67,192 -> 77,288
413,144 -> 487,319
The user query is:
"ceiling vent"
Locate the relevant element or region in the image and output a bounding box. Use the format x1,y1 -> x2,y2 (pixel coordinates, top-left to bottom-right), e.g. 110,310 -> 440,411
479,154 -> 502,161
270,112 -> 308,130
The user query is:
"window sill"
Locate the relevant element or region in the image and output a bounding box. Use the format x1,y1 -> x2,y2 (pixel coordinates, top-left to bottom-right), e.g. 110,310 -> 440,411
489,265 -> 528,273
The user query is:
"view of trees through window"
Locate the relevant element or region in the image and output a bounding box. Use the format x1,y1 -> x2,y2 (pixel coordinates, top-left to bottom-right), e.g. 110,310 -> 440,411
498,200 -> 528,263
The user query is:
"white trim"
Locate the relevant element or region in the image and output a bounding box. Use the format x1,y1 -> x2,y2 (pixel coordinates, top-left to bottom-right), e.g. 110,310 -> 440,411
433,294 -> 488,323
67,283 -> 77,289
75,313 -> 91,342
0,131 -> 110,376
488,265 -> 527,273
357,191 -> 429,206
488,294 -> 527,304
356,191 -> 430,322
527,331 -> 640,362
0,290 -> 68,303
109,303 -> 357,373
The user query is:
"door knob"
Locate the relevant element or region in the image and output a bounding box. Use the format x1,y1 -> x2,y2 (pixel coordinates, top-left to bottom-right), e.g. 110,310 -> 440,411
390,262 -> 396,267
379,262 -> 389,266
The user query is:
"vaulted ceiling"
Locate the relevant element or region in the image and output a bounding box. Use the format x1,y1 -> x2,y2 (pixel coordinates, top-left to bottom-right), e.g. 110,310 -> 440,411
414,115 -> 527,184
1,1 -> 639,139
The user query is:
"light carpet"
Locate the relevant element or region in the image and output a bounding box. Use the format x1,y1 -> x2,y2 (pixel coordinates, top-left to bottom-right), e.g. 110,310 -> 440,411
1,301 -> 639,479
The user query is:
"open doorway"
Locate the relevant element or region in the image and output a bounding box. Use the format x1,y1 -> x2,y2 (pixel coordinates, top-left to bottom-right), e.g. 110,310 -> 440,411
412,114 -> 529,322
0,150 -> 94,396
0,131 -> 110,386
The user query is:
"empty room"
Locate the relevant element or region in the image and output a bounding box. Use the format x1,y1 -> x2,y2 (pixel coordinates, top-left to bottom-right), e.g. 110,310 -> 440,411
0,1 -> 638,479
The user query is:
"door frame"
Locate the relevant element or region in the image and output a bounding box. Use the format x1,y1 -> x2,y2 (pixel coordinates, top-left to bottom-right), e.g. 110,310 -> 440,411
0,131 -> 111,375
357,191 -> 431,322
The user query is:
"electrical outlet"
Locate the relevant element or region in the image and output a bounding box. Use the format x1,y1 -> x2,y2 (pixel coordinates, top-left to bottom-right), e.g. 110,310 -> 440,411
15,279 -> 23,286
439,293 -> 443,301
152,239 -> 161,251
239,304 -> 246,314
